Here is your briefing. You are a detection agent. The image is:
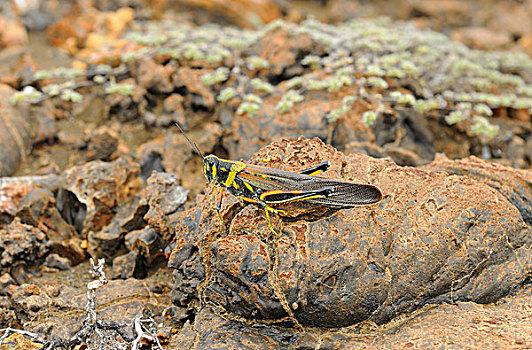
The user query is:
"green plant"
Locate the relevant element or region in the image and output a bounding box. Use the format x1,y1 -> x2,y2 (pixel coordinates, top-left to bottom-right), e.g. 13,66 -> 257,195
276,90 -> 304,114
361,110 -> 378,126
470,116 -> 499,138
445,111 -> 466,125
250,79 -> 275,94
105,83 -> 135,96
246,56 -> 270,70
60,88 -> 83,102
217,87 -> 238,102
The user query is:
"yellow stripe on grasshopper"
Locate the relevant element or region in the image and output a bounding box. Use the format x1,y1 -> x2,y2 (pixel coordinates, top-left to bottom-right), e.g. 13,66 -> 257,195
223,161 -> 247,187
244,181 -> 254,192
259,190 -> 303,201
259,190 -> 328,204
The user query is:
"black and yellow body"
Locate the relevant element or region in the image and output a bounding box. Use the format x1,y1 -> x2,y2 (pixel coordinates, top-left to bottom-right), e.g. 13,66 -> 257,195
177,124 -> 382,235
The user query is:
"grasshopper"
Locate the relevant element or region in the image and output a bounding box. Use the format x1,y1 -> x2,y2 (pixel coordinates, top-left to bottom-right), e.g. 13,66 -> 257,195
176,124 -> 382,235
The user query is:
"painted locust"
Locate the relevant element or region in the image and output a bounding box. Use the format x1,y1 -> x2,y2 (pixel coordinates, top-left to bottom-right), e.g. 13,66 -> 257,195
176,124 -> 382,235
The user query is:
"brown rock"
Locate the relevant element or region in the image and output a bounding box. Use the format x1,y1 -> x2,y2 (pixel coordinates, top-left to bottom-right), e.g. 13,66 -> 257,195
10,283 -> 52,319
0,295 -> 18,328
0,273 -> 16,294
63,158 -> 142,236
451,27 -> 512,50
85,127 -> 119,161
125,226 -> 165,265
87,220 -> 126,261
174,0 -> 282,28
518,33 -> 532,56
131,57 -> 174,93
0,175 -> 62,224
88,171 -> 186,264
172,67 -> 215,110
0,51 -> 38,88
44,253 -> 71,271
222,95 -> 331,160
0,333 -> 41,349
16,188 -> 85,264
170,137 -> 531,329
111,251 -> 139,279
486,1 -> 532,38
257,28 -> 315,76
149,122 -> 222,197
104,78 -> 147,122
0,84 -> 32,176
423,154 -> 532,225
344,286 -> 532,349
173,286 -> 532,349
409,0 -> 471,26
0,16 -> 29,48
23,274 -> 168,340
145,93 -> 187,127
144,172 -> 188,242
0,218 -> 51,273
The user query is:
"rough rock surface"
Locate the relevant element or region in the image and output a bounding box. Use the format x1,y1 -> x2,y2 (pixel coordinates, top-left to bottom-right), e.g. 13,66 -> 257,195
424,154 -> 532,225
64,158 -> 142,236
169,136 -> 531,330
171,285 -> 532,349
0,218 -> 51,276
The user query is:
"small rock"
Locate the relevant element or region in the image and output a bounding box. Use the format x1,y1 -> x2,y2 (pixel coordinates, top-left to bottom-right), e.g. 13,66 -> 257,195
16,188 -> 85,264
163,305 -> 190,322
0,218 -> 51,273
0,333 -> 41,349
0,273 -> 16,294
125,226 -> 164,264
0,295 -> 18,328
10,284 -> 51,319
111,251 -> 139,279
64,158 -> 142,236
131,57 -> 174,93
44,253 -> 71,271
144,172 -> 188,242
88,221 -> 125,260
86,128 -> 119,161
0,16 -> 29,48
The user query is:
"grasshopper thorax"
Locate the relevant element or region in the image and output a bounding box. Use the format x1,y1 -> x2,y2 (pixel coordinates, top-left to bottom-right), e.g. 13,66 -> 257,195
203,155 -> 220,183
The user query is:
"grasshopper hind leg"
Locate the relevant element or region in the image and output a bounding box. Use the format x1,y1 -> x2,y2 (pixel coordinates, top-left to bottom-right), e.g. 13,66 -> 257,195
238,196 -> 285,237
263,204 -> 286,237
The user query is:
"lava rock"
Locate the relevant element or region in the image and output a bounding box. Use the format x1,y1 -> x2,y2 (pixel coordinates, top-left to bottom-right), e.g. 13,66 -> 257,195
111,250 -> 139,279
169,136 -> 531,328
16,188 -> 85,264
0,218 -> 51,274
44,253 -> 71,271
0,84 -> 32,177
63,158 -> 142,236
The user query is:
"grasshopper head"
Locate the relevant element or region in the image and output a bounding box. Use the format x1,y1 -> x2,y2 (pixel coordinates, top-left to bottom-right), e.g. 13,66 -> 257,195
203,155 -> 220,183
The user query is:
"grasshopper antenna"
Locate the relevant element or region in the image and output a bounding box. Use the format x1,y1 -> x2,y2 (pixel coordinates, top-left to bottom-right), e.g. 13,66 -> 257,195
175,123 -> 205,160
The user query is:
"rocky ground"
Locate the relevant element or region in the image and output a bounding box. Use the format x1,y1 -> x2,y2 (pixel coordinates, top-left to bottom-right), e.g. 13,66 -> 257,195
0,0 -> 530,349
